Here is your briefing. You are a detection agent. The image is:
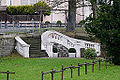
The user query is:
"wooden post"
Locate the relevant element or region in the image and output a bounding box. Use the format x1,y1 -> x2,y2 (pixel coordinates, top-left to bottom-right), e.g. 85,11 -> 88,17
78,63 -> 80,76
7,71 -> 9,80
98,59 -> 101,70
70,64 -> 73,78
85,62 -> 87,74
110,56 -> 113,67
105,58 -> 107,69
51,69 -> 54,80
61,65 -> 64,80
92,61 -> 94,72
0,71 -> 15,80
41,71 -> 43,80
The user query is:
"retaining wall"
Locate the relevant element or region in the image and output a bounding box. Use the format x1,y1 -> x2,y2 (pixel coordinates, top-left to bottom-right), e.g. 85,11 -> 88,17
0,37 -> 15,57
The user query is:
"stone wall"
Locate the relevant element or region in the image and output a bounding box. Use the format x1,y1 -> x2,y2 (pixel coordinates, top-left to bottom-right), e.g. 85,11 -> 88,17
0,38 -> 15,57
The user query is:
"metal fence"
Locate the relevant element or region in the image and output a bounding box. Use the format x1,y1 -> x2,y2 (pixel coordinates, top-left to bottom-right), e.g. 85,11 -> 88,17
0,22 -> 81,33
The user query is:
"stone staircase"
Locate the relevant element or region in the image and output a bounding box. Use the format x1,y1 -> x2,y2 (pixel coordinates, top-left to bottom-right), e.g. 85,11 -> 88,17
22,35 -> 48,58
41,30 -> 101,57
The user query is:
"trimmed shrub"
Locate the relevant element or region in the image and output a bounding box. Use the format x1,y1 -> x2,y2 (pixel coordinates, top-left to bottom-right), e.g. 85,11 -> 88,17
57,20 -> 62,24
53,48 -> 58,53
68,48 -> 76,53
84,48 -> 97,59
6,5 -> 35,15
6,1 -> 51,16
45,21 -> 50,24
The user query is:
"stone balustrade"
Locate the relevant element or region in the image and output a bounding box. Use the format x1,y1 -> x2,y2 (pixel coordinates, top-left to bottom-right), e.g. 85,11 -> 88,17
41,30 -> 101,58
15,36 -> 30,58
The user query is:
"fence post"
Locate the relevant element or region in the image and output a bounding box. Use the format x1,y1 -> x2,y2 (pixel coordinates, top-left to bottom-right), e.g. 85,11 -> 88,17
51,69 -> 54,80
110,56 -> 113,67
62,65 -> 64,80
85,62 -> 87,74
0,71 -> 15,80
32,18 -> 34,33
70,64 -> 73,78
18,21 -> 20,33
5,22 -> 7,29
78,63 -> 80,76
5,22 -> 8,33
39,21 -> 41,33
98,59 -> 101,70
0,21 -> 1,29
41,71 -> 43,80
7,70 -> 9,80
105,58 -> 107,69
92,60 -> 94,72
13,21 -> 15,32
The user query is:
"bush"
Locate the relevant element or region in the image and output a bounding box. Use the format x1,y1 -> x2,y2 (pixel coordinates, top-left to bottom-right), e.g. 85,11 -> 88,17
6,1 -> 51,16
6,5 -> 35,15
53,48 -> 58,53
84,48 -> 97,59
45,21 -> 50,24
68,48 -> 76,53
57,20 -> 62,24
34,1 -> 51,16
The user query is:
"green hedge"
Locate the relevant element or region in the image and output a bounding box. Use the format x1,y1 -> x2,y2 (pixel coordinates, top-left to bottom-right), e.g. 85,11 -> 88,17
57,20 -> 62,24
45,21 -> 50,24
6,1 -> 51,15
6,5 -> 35,15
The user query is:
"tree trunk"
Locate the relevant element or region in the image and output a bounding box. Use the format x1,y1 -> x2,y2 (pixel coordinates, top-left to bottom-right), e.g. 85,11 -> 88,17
66,0 -> 76,32
92,2 -> 97,18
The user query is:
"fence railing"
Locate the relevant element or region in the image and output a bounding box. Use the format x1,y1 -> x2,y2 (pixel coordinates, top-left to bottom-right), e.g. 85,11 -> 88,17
0,71 -> 15,80
0,22 -> 81,33
41,57 -> 113,80
0,57 -> 113,80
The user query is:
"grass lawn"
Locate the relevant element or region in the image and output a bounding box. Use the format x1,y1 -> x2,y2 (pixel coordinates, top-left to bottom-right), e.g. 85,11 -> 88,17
0,55 -> 120,80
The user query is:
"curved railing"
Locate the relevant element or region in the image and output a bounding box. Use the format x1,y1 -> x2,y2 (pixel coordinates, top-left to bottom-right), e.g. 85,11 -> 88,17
41,30 -> 101,57
15,36 -> 30,58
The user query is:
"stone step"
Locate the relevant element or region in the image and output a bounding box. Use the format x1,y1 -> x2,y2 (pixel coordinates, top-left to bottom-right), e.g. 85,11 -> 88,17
21,36 -> 48,57
30,50 -> 45,54
30,47 -> 41,49
30,52 -> 48,57
30,44 -> 40,46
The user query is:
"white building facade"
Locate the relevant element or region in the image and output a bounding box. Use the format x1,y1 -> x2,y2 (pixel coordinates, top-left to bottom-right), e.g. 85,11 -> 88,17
0,0 -> 92,23
0,0 -> 45,6
43,0 -> 92,23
